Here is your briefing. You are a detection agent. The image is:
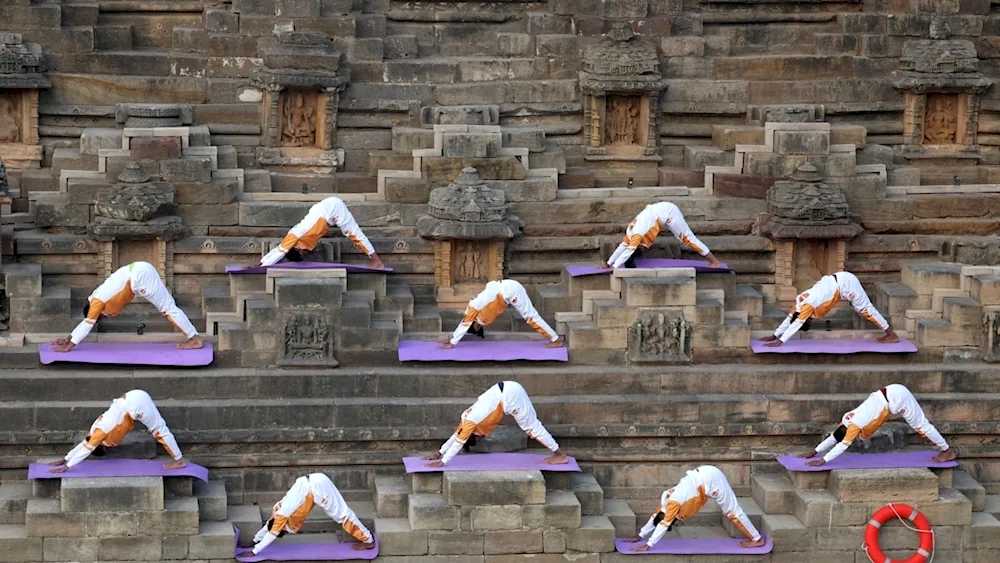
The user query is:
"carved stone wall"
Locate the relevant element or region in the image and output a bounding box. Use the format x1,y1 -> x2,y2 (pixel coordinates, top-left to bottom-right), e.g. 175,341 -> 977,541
278,89 -> 321,148
987,309 -> 1000,362
627,309 -> 692,364
923,93 -> 962,145
279,312 -> 336,367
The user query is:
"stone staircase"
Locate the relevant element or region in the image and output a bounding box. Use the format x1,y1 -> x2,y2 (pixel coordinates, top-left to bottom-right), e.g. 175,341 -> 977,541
0,462 -> 235,562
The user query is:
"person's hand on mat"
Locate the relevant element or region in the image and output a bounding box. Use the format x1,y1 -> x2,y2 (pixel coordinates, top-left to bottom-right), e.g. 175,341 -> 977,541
796,449 -> 818,459
876,329 -> 900,344
706,253 -> 723,268
806,459 -> 826,467
544,339 -> 565,349
760,335 -> 778,342
763,340 -> 783,348
422,452 -> 442,461
740,538 -> 766,548
630,544 -> 651,552
47,459 -> 66,466
352,542 -> 376,551
163,459 -> 188,470
426,461 -> 445,468
544,450 -> 570,465
177,335 -> 205,350
49,337 -> 70,346
438,342 -> 455,350
49,465 -> 69,474
931,448 -> 957,463
237,551 -> 255,558
51,342 -> 76,353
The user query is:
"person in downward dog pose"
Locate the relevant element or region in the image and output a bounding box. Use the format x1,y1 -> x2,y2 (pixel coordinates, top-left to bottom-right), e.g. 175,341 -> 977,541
625,465 -> 765,551
762,270 -> 899,347
796,383 -> 955,466
252,196 -> 384,270
440,279 -> 563,349
47,389 -> 187,472
50,261 -> 203,352
606,201 -> 722,269
422,381 -> 569,466
238,473 -> 375,556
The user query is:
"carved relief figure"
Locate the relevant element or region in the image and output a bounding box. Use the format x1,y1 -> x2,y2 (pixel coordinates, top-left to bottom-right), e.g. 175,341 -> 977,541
605,96 -> 640,145
923,95 -> 958,144
281,92 -> 316,147
283,313 -> 331,361
0,95 -> 21,143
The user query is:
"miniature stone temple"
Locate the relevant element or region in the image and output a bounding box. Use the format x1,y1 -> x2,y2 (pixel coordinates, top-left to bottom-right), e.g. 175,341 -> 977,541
893,18 -> 993,185
251,31 -> 350,174
0,33 -> 49,169
759,163 -> 863,304
580,22 -> 667,187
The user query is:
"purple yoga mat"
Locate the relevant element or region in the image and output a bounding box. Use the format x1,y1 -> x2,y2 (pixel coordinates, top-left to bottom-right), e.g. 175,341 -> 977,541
403,453 -> 581,473
39,342 -> 214,366
235,539 -> 379,562
777,451 -> 958,472
614,536 -> 773,555
226,262 -> 393,275
565,259 -> 731,277
28,459 -> 209,481
397,340 -> 568,362
750,337 -> 917,354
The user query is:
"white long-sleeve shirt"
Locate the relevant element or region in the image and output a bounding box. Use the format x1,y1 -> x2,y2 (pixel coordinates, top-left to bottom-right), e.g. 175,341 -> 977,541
608,202 -> 709,268
260,197 -> 375,267
69,262 -> 197,345
638,466 -> 761,547
773,271 -> 889,343
252,473 -> 373,555
438,381 -> 559,464
449,280 -> 557,346
63,390 -> 182,468
815,384 -> 949,463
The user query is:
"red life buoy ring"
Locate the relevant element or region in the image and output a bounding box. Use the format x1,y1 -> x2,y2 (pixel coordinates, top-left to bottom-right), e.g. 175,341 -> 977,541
863,504 -> 933,563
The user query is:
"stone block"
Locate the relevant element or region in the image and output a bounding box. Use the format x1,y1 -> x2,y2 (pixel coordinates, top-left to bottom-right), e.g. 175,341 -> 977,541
161,535 -> 188,559
234,0 -> 276,14
470,505 -> 523,531
3,263 -> 42,299
484,531 -> 543,555
750,473 -> 795,515
571,473 -> 603,516
793,490 -> 867,527
831,468 -> 937,503
428,531 -> 484,555
84,512 -> 138,537
81,128 -> 124,156
498,33 -> 533,57
565,515 -> 615,552
178,203 -> 239,226
193,481 -> 228,522
171,27 -> 206,53
484,178 -> 556,202
543,529 -> 566,553
375,476 -> 410,519
953,471 -> 986,512
131,136 -> 183,160
61,476 -> 164,513
409,494 -> 460,531
99,536 -> 162,561
964,512 -> 1000,550
351,37 -> 384,62
902,262 -> 962,295
601,0 -> 646,18
160,157 -> 212,183
44,536 -> 98,562
375,518 -> 428,556
277,0 -> 320,17
744,152 -> 808,178
188,521 -> 237,559
761,514 -> 815,553
174,178 -> 240,205
522,491 -> 581,530
622,278 -> 696,307
774,130 -> 830,155
442,132 -> 501,159
413,473 -> 442,494
502,127 -> 546,153
422,156 -> 525,182
137,497 -> 200,535
661,37 -> 705,57
25,501 -> 83,538
971,275 -> 1000,306
275,278 -> 343,309
228,505 -> 262,547
204,9 -> 238,32
0,526 -> 42,563
385,34 -> 418,59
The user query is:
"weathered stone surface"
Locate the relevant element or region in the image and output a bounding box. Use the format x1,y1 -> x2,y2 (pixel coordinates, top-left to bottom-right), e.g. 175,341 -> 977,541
444,471 -> 545,506
428,531 -> 484,555
374,518 -> 428,556
565,515 -> 615,552
160,158 -> 212,183
99,536 -> 162,561
409,494 -> 460,531
831,468 -> 938,503
61,477 -> 164,513
484,531 -> 543,555
470,505 -> 523,531
188,521 -> 236,559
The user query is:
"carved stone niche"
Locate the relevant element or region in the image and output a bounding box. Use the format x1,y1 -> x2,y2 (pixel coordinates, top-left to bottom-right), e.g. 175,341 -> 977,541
0,33 -> 50,169
986,309 -> 1000,362
628,309 -> 692,364
580,23 -> 666,185
417,167 -> 523,309
251,31 -> 350,170
758,164 -> 862,304
279,311 -> 338,367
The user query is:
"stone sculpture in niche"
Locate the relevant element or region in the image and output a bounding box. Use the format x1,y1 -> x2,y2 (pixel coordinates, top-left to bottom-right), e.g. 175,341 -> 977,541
0,95 -> 20,143
281,91 -> 317,148
281,313 -> 335,365
923,94 -> 958,144
605,96 -> 641,146
628,309 -> 692,363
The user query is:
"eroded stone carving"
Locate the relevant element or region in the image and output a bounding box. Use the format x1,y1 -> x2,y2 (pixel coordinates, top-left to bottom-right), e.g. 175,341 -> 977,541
923,94 -> 958,144
759,163 -> 863,240
605,96 -> 641,146
280,312 -> 337,366
0,34 -> 49,88
280,91 -> 318,147
0,94 -> 20,143
89,162 -> 185,241
628,309 -> 692,363
418,167 -> 523,240
0,154 -> 8,200
986,309 -> 1000,362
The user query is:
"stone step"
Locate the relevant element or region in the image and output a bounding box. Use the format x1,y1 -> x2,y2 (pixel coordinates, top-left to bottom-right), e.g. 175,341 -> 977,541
566,515 -> 615,552
380,284 -> 415,318
954,470 -> 987,513
830,468 -> 938,504
901,261 -> 963,295
0,525 -> 41,562
943,296 -> 983,327
916,318 -> 981,348
602,498 -> 636,537
201,284 -> 234,313
229,504 -> 263,548
751,472 -> 795,515
95,25 -> 132,51
0,482 -> 32,525
443,471 -> 546,506
971,274 -> 1000,307
193,480 -> 228,522
571,473 -> 604,516
375,475 -> 411,519
721,497 -> 763,539
61,476 -> 164,513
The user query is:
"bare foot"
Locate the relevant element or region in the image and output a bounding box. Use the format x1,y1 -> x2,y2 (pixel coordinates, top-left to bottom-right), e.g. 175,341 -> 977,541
426,461 -> 445,468
806,459 -> 826,467
543,452 -> 569,465
422,452 -> 442,461
163,459 -> 187,470
352,542 -> 376,551
237,551 -> 255,558
438,342 -> 455,350
544,339 -> 565,349
740,538 -> 766,548
630,544 -> 651,552
368,258 -> 386,270
177,336 -> 204,350
764,340 -> 783,348
49,465 -> 69,474
796,450 -> 818,459
931,449 -> 956,463
877,333 -> 900,344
